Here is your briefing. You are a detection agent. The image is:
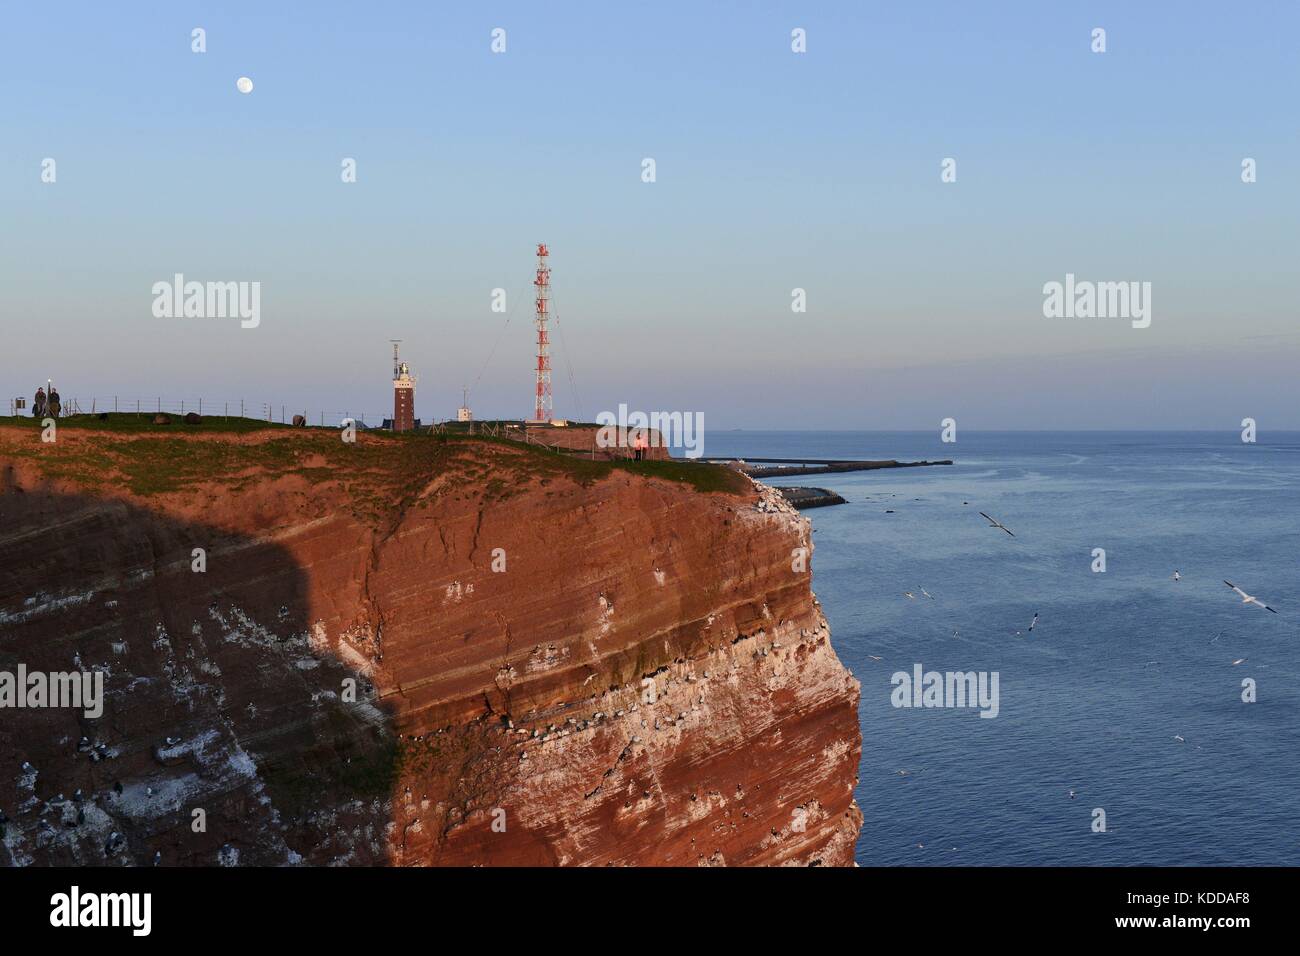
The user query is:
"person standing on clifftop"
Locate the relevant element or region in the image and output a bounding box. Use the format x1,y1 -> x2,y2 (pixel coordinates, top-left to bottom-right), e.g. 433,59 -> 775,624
33,387 -> 46,418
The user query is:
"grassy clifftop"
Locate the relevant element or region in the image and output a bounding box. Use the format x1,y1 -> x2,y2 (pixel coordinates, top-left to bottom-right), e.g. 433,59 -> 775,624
0,414 -> 749,502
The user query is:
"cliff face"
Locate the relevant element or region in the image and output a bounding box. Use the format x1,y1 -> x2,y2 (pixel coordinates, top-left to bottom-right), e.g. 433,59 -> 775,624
0,424 -> 861,866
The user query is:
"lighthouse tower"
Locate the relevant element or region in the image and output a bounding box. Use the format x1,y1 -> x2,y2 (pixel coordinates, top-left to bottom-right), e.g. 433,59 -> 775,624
391,340 -> 415,432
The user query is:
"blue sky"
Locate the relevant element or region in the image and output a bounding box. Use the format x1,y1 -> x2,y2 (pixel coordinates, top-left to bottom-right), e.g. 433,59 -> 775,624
2,1 -> 1297,428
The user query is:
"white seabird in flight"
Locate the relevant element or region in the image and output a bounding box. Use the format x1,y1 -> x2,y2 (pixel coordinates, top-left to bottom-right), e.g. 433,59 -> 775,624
979,512 -> 1015,536
1224,581 -> 1278,613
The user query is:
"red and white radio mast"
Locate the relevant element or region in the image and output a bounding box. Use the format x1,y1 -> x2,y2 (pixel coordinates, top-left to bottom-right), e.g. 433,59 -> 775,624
533,243 -> 553,422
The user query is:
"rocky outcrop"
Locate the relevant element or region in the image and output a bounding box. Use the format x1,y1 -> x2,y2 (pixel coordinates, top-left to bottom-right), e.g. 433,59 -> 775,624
0,424 -> 860,866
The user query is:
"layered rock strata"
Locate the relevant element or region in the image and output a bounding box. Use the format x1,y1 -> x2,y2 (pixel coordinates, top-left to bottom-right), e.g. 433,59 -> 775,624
0,425 -> 860,866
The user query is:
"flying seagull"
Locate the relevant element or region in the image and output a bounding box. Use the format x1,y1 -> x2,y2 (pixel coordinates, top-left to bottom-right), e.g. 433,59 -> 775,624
979,512 -> 1015,536
1173,570 -> 1180,582
1028,612 -> 1039,632
1224,581 -> 1278,613
903,591 -> 916,600
1173,735 -> 1185,743
920,588 -> 934,600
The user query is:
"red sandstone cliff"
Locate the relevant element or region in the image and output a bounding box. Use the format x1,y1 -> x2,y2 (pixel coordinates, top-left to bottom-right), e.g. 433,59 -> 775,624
0,423 -> 861,866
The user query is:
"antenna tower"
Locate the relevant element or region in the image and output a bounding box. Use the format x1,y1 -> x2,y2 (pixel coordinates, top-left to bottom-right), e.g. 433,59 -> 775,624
533,244 -> 552,422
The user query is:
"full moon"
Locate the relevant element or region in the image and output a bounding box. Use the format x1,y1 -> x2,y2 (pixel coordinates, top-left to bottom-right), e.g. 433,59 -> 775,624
236,76 -> 254,94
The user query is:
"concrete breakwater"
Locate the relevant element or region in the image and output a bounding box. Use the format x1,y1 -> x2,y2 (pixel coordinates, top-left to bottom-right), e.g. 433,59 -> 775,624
777,487 -> 846,509
704,457 -> 953,479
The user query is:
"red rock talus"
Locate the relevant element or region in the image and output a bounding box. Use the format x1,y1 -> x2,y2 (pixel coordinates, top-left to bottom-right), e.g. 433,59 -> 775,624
0,425 -> 861,866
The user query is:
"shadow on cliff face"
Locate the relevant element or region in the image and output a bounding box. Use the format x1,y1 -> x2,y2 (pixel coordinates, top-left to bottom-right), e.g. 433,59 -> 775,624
0,469 -> 398,866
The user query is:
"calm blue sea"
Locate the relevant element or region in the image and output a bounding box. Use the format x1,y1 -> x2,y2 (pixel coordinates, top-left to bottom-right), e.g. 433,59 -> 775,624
700,431 -> 1300,866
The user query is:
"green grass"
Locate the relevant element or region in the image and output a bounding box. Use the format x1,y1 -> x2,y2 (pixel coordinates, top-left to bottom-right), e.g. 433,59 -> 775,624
431,432 -> 749,495
608,456 -> 749,494
0,412 -> 308,434
0,415 -> 750,500
259,729 -> 399,819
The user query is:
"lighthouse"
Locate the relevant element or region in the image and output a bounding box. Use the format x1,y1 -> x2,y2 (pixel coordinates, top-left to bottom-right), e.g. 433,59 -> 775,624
391,340 -> 415,432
